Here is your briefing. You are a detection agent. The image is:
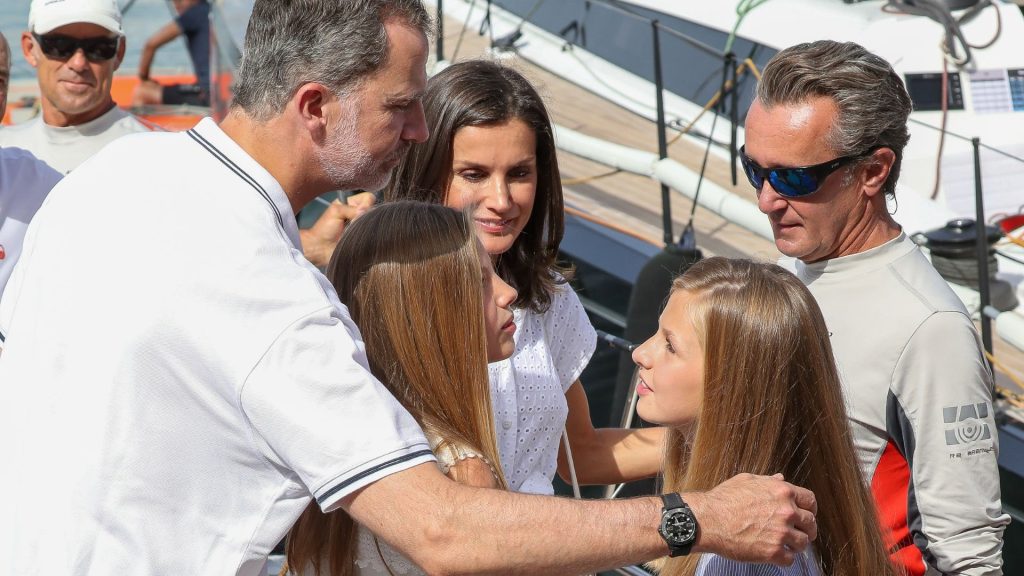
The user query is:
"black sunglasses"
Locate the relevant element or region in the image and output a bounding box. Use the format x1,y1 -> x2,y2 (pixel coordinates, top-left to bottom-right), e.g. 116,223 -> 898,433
739,145 -> 881,198
33,32 -> 120,63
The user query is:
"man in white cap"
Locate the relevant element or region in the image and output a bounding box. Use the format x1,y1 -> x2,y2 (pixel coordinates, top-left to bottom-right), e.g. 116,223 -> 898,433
0,31 -> 62,303
0,0 -> 154,174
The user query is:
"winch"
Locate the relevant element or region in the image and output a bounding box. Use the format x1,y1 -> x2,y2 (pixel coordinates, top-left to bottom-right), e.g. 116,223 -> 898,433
921,218 -> 1018,311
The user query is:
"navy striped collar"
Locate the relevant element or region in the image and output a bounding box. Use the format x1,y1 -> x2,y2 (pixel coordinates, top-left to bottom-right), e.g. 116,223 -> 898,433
186,118 -> 301,250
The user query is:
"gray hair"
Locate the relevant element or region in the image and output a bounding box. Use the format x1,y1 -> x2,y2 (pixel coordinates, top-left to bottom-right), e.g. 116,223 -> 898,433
232,0 -> 433,121
756,40 -> 912,197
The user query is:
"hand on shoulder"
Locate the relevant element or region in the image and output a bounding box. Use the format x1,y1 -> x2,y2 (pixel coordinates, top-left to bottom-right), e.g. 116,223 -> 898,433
687,473 -> 817,566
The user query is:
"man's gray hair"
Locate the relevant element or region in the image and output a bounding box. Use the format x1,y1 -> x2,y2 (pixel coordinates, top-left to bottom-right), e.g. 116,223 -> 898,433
232,0 -> 433,121
756,40 -> 912,197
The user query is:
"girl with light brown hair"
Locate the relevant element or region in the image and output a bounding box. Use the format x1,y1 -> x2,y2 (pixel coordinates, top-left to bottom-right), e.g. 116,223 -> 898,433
632,257 -> 899,576
284,201 -> 517,576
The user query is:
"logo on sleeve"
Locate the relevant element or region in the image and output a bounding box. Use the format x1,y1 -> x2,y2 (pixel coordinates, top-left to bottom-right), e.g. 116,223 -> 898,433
943,402 -> 992,446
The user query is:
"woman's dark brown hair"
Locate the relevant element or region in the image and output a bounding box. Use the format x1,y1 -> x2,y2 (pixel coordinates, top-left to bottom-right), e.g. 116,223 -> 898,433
384,59 -> 569,313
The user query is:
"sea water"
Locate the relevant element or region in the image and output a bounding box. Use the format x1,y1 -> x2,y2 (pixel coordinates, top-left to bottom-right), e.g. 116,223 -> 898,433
1,0 -> 193,81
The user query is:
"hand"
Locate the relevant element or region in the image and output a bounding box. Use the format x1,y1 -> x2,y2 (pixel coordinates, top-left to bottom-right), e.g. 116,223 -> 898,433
685,473 -> 817,566
299,192 -> 376,267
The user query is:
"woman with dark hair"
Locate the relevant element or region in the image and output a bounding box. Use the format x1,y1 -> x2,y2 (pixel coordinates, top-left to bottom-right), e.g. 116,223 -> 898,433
285,201 -> 517,575
632,257 -> 900,576
385,59 -> 663,494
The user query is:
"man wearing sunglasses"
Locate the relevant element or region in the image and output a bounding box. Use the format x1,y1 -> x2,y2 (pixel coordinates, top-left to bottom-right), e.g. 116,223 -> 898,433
0,0 -> 153,174
744,40 -> 1006,576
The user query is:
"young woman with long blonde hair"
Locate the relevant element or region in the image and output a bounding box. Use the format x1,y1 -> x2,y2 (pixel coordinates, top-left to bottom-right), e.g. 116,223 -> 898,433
284,201 -> 517,576
632,257 -> 899,576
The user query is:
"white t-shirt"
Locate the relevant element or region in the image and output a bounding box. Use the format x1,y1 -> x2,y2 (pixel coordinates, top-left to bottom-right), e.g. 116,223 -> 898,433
488,282 -> 596,494
0,118 -> 433,576
0,147 -> 61,301
0,105 -> 155,174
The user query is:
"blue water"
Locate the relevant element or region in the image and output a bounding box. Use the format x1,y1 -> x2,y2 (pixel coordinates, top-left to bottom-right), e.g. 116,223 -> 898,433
1,0 -> 193,81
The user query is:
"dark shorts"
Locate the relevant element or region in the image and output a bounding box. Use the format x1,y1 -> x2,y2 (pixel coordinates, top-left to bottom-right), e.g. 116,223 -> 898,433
162,83 -> 210,107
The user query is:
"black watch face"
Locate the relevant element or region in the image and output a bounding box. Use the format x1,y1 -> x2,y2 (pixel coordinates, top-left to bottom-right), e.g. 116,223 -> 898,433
661,509 -> 697,544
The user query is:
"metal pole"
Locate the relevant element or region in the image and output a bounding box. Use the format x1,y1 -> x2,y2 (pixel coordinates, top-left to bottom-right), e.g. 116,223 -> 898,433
436,0 -> 445,63
651,21 -> 673,247
972,137 -> 993,356
728,52 -> 739,186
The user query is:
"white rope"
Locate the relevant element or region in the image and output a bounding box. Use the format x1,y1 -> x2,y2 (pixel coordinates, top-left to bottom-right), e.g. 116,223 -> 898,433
561,428 -> 583,499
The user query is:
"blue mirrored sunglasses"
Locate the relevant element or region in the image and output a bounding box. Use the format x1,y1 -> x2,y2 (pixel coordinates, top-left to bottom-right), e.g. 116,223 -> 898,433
739,145 -> 880,198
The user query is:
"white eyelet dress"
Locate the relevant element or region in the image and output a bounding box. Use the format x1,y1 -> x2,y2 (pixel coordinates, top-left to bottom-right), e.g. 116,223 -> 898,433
488,282 -> 597,494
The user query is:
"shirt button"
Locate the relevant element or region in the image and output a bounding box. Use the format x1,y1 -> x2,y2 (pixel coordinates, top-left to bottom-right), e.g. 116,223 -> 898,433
503,421 -> 513,430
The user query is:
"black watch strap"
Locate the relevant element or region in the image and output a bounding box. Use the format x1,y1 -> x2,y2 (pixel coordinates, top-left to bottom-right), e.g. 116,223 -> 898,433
662,492 -> 685,511
659,492 -> 697,557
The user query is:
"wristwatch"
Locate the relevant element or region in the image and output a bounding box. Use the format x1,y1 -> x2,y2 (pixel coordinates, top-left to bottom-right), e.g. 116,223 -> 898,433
658,492 -> 699,557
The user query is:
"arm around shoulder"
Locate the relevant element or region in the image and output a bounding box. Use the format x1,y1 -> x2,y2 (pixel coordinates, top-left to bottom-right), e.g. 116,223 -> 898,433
341,464 -> 817,575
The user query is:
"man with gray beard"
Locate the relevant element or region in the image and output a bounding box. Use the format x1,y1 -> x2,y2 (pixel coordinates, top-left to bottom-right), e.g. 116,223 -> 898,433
0,2 -> 817,574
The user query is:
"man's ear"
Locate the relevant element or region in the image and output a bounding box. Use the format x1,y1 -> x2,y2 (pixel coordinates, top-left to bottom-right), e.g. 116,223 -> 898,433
861,147 -> 896,199
112,36 -> 126,71
21,31 -> 39,68
291,82 -> 334,142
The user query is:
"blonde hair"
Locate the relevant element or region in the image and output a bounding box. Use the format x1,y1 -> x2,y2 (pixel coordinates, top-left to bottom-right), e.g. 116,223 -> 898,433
285,201 -> 507,576
657,257 -> 898,576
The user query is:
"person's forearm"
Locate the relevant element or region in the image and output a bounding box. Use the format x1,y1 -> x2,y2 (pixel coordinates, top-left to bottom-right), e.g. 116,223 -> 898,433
350,469 -> 666,575
138,23 -> 183,80
558,426 -> 665,485
138,44 -> 157,80
348,465 -> 815,574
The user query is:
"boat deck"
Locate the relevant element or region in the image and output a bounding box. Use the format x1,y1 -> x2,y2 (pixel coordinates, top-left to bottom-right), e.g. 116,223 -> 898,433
434,14 -> 1024,392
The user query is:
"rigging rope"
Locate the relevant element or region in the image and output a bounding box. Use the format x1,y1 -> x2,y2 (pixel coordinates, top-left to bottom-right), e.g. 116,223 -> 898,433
725,0 -> 772,55
449,0 -> 479,62
882,0 -> 999,67
666,58 -> 761,148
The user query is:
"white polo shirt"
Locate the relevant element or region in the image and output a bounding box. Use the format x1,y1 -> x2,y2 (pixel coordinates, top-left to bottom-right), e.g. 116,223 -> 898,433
0,118 -> 433,576
0,146 -> 61,301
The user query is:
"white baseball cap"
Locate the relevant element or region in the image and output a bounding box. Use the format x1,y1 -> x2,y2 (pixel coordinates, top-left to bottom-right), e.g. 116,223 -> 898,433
29,0 -> 124,36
